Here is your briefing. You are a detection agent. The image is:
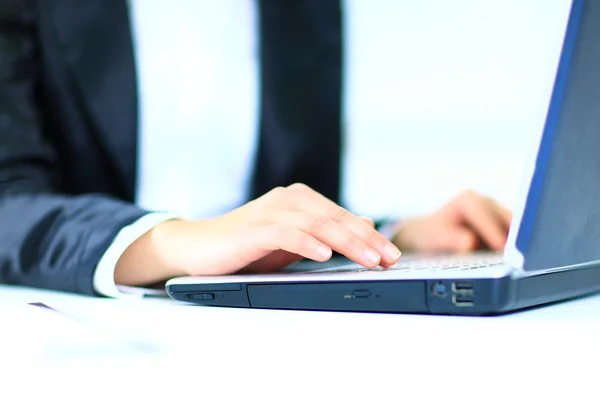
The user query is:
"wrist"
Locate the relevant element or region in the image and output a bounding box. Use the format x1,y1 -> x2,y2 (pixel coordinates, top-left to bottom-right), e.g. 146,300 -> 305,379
114,219 -> 188,286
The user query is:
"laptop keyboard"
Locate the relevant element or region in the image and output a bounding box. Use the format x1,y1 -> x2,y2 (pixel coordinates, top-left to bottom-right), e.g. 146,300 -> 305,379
305,252 -> 505,273
389,253 -> 505,272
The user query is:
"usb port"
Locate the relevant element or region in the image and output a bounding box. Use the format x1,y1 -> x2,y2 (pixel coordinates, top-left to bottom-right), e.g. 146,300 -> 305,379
452,294 -> 474,307
452,281 -> 473,293
452,281 -> 474,307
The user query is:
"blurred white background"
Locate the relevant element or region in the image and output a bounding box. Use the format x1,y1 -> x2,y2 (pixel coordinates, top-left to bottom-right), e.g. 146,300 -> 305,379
341,0 -> 572,220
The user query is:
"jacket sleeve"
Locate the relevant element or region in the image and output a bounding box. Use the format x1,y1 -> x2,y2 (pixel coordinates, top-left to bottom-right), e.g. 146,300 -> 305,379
0,1 -> 148,295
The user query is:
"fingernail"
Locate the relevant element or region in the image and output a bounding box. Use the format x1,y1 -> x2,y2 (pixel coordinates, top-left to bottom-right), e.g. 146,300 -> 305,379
317,245 -> 332,259
385,243 -> 402,261
364,249 -> 381,265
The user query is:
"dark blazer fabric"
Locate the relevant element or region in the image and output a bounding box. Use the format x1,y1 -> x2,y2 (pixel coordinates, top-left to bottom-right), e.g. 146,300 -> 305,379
0,0 -> 344,294
0,1 -> 147,295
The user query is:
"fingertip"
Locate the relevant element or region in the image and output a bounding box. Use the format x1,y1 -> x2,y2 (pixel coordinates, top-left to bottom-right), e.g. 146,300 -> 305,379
385,243 -> 402,262
380,260 -> 398,268
488,233 -> 508,251
494,239 -> 507,252
316,245 -> 333,260
457,232 -> 478,252
379,249 -> 401,268
364,248 -> 382,267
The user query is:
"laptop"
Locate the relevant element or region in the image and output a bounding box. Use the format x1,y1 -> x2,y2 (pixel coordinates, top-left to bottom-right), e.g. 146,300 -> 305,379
166,0 -> 600,315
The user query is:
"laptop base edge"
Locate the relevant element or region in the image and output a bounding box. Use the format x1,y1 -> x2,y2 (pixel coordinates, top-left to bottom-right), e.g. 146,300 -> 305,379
166,264 -> 600,316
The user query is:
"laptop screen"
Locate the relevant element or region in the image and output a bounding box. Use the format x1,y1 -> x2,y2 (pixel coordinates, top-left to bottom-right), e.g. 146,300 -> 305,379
506,0 -> 600,272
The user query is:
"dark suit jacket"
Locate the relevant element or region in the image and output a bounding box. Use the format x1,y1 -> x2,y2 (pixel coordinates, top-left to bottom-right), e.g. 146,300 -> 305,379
0,0 -> 342,294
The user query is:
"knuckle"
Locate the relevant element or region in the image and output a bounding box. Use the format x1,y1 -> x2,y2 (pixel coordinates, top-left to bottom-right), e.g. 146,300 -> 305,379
331,206 -> 350,221
453,190 -> 478,210
309,214 -> 331,233
264,186 -> 288,202
461,189 -> 478,201
343,233 -> 363,250
366,228 -> 379,244
271,186 -> 287,196
288,182 -> 310,192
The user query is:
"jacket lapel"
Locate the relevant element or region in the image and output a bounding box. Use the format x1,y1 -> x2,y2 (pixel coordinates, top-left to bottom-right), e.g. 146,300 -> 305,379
42,0 -> 138,198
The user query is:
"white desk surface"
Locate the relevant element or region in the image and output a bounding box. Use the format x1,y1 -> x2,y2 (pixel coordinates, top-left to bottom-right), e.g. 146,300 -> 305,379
2,284 -> 599,396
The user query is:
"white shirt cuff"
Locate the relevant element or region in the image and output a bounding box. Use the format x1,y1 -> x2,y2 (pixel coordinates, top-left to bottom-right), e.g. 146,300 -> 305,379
93,212 -> 179,298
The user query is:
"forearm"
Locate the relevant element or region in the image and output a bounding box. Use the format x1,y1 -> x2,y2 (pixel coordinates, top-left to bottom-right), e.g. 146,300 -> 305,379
0,192 -> 147,295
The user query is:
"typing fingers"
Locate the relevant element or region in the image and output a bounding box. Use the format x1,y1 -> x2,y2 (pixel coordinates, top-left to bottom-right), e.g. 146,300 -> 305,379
254,224 -> 333,263
284,183 -> 401,265
457,192 -> 507,251
264,208 -> 385,268
485,197 -> 513,230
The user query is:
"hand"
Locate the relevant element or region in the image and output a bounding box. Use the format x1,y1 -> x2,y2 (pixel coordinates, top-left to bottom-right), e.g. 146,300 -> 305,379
115,183 -> 402,286
392,190 -> 512,253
